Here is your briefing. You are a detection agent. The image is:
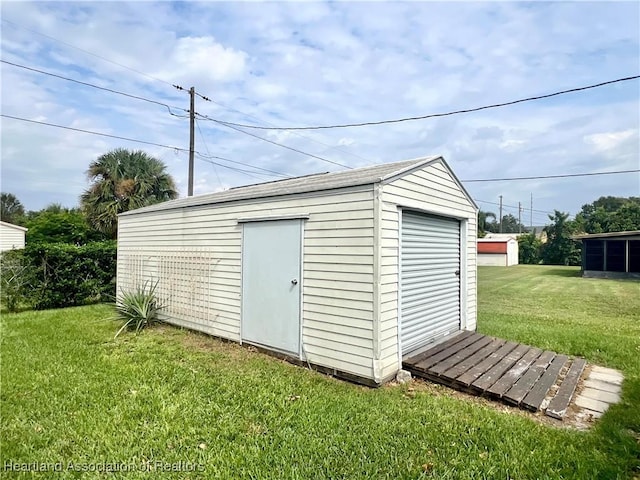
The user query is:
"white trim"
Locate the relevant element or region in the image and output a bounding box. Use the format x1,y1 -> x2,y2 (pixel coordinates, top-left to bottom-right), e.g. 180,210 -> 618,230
239,223 -> 245,346
372,183 -> 383,382
237,213 -> 310,223
0,221 -> 28,232
460,219 -> 468,330
396,206 -> 404,366
298,218 -> 305,360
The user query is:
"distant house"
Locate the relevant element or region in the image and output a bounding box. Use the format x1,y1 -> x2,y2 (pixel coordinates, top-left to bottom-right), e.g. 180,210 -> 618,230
0,221 -> 27,252
573,231 -> 640,278
477,237 -> 519,266
523,226 -> 548,241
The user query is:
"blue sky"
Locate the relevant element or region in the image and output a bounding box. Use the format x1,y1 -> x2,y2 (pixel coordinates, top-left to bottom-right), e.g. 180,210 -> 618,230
1,1 -> 639,225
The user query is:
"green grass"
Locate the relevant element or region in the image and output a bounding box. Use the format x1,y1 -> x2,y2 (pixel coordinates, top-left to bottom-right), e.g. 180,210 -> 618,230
1,266 -> 639,479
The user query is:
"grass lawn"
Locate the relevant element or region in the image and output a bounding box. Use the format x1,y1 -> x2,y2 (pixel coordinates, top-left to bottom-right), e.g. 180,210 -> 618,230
1,266 -> 639,479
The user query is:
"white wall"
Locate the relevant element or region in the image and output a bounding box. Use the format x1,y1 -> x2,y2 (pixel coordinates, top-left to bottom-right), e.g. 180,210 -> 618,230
0,222 -> 26,251
117,186 -> 378,380
377,160 -> 477,381
507,239 -> 519,266
478,253 -> 507,266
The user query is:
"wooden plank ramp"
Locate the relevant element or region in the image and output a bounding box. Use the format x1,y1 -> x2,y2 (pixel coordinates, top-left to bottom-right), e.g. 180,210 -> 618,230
403,332 -> 587,420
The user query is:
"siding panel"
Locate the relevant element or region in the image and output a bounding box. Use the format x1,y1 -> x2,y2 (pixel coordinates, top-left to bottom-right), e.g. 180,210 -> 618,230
117,186 -> 375,380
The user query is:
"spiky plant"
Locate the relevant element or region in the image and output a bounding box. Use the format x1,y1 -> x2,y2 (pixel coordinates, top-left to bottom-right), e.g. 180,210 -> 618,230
113,280 -> 164,338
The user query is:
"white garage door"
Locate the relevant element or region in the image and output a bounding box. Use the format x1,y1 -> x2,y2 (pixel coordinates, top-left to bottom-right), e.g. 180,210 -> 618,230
401,211 -> 461,355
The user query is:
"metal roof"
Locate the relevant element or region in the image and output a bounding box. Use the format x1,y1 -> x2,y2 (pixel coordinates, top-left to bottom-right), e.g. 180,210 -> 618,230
121,155 -> 475,216
573,230 -> 640,240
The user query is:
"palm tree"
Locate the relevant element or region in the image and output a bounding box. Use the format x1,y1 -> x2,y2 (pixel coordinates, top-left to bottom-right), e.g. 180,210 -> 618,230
478,210 -> 497,235
80,149 -> 178,238
0,192 -> 25,224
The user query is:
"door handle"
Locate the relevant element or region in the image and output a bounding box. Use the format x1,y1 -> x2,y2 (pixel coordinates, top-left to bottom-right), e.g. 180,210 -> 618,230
291,279 -> 298,285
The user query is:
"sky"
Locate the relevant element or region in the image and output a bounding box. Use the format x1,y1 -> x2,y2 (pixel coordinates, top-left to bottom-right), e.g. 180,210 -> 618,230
1,1 -> 639,226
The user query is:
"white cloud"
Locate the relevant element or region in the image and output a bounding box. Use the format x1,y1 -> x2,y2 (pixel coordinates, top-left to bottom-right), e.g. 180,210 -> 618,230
584,129 -> 637,152
1,1 -> 638,216
154,36 -> 248,84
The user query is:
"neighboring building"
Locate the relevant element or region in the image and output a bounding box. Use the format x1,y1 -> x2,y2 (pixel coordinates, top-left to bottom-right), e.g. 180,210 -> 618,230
117,156 -> 478,386
477,237 -> 519,266
574,231 -> 640,278
0,221 -> 27,252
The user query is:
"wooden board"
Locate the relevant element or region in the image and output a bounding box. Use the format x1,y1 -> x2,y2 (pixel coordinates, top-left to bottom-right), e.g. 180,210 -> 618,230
521,354 -> 568,411
412,333 -> 487,372
503,351 -> 555,405
484,347 -> 542,397
436,337 -> 503,379
403,330 -> 473,366
455,341 -> 518,387
473,344 -> 531,392
546,358 -> 587,419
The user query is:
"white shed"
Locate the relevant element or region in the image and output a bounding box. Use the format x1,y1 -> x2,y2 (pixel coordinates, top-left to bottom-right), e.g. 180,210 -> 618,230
477,237 -> 519,266
117,156 -> 478,385
0,221 -> 27,252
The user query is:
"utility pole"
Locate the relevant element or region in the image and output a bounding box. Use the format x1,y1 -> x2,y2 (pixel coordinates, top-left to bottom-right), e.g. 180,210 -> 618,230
499,195 -> 503,233
518,202 -> 522,233
188,86 -> 195,197
530,193 -> 533,229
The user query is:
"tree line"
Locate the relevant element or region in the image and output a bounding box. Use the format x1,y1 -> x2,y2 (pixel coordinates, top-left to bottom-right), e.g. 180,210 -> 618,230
480,196 -> 640,266
0,149 -> 178,311
1,148 -> 178,242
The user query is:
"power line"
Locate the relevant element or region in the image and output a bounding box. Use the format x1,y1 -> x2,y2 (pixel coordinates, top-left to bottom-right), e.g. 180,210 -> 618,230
2,114 -> 188,150
5,114 -> 637,193
1,18 -> 175,87
476,199 -> 554,216
187,87 -> 376,166
195,112 -> 353,169
194,151 -> 291,178
195,154 -> 277,181
1,59 -> 188,117
2,113 -> 292,179
212,75 -> 640,131
463,169 -> 640,183
193,130 -> 291,178
195,117 -> 222,188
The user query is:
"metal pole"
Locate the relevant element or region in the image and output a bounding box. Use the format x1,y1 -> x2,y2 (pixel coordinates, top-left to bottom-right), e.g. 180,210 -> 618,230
188,87 -> 195,197
518,202 -> 522,233
499,195 -> 503,233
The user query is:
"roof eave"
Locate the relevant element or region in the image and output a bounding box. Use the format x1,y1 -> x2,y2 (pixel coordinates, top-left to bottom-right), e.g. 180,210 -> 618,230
573,230 -> 640,240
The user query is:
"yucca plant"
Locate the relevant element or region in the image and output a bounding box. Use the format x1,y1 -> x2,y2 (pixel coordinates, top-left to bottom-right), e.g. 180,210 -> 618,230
113,280 -> 164,338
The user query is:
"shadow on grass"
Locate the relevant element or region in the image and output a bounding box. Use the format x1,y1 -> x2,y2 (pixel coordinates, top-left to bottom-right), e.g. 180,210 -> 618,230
0,305 -> 34,315
538,267 -> 582,278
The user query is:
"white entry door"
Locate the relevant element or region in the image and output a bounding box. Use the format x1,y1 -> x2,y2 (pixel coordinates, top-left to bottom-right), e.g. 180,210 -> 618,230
401,211 -> 461,356
241,219 -> 302,355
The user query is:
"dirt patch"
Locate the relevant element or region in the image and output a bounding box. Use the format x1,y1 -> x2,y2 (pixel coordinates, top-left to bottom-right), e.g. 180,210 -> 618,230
153,323 -> 252,363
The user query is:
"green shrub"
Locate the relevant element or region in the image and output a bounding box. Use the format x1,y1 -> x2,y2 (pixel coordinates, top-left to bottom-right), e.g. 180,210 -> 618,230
518,232 -> 542,264
21,241 -> 117,310
113,281 -> 164,338
0,250 -> 30,311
